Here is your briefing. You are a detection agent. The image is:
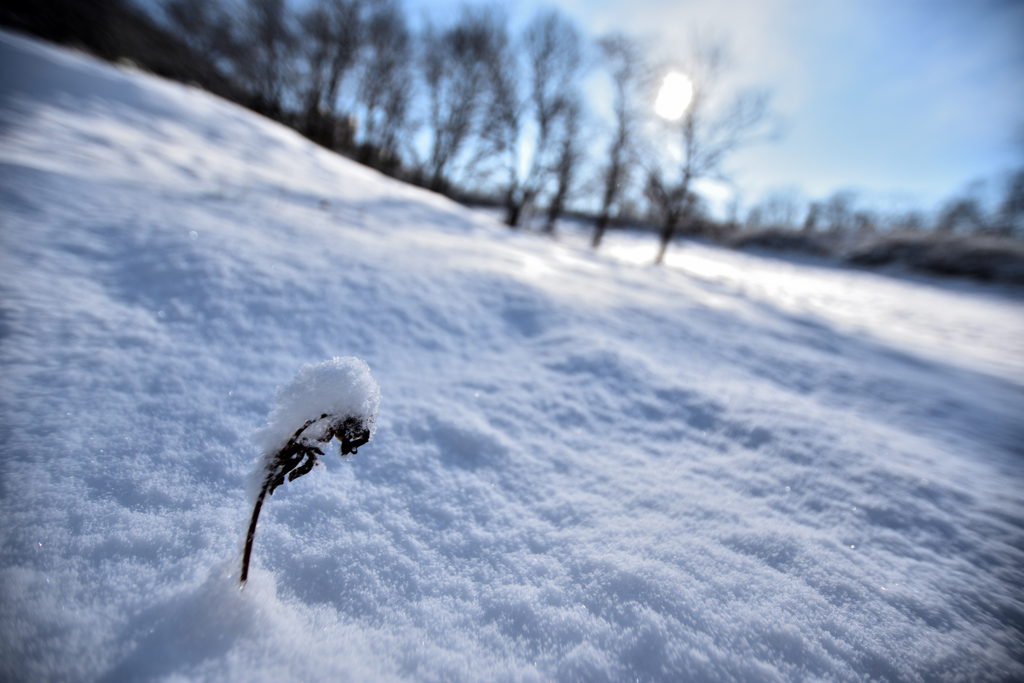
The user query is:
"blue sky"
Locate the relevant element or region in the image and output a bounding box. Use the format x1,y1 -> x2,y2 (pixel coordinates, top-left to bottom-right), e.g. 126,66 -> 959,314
407,0 -> 1024,215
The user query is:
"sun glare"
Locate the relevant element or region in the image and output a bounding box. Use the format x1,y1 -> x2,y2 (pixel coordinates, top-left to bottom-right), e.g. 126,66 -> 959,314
655,72 -> 693,121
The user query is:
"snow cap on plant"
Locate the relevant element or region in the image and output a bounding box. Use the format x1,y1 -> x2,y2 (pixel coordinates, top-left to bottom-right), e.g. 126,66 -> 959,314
241,357 -> 380,584
249,357 -> 380,492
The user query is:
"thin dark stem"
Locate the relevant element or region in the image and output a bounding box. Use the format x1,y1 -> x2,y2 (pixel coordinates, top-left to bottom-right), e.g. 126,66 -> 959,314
238,414 -> 371,584
240,478 -> 270,585
593,213 -> 608,249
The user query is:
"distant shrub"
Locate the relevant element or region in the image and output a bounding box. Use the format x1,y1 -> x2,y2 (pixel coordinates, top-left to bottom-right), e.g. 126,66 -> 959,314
846,233 -> 1024,284
729,228 -> 834,257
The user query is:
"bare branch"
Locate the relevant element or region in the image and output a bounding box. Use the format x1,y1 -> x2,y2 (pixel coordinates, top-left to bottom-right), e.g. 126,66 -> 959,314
646,41 -> 773,264
593,32 -> 651,248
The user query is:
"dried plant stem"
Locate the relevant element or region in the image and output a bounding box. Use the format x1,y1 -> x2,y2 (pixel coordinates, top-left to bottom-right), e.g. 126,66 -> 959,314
239,414 -> 371,585
241,478 -> 271,584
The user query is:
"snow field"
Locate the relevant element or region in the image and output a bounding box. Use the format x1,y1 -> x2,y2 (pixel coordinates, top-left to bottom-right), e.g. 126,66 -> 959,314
1,30 -> 1023,682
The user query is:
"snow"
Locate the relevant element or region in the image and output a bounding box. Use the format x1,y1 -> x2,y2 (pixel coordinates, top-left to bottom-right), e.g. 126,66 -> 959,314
253,356 -> 380,458
1,29 -> 1023,682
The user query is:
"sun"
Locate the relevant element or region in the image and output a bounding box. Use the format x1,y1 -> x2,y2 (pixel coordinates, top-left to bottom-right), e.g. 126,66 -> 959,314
655,72 -> 693,121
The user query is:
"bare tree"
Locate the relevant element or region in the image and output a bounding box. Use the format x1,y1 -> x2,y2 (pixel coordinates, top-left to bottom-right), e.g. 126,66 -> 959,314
471,11 -> 520,223
801,201 -> 821,232
421,7 -> 499,193
936,196 -> 987,234
646,43 -> 770,265
236,0 -> 297,118
592,33 -> 648,248
356,0 -> 414,171
885,209 -> 927,233
297,0 -> 362,147
163,0 -> 236,67
478,8 -> 584,228
746,188 -> 802,230
821,191 -> 857,233
995,168 -> 1024,237
544,95 -> 586,234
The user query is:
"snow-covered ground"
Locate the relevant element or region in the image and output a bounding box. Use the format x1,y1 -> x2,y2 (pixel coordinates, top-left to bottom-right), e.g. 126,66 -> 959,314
1,30 -> 1023,682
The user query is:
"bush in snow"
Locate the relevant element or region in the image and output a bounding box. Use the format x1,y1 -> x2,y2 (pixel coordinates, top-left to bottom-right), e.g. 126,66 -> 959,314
241,357 -> 380,584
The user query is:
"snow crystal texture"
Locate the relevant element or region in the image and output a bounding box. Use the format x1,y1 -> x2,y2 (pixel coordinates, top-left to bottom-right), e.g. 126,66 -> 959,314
1,29 -> 1023,683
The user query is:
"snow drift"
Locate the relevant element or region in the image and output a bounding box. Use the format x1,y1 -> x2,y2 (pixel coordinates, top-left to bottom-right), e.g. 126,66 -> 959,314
1,30 -> 1023,682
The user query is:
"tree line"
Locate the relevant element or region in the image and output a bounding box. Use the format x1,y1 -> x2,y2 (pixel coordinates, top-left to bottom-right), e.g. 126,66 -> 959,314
2,0 -> 783,258
160,0 -> 659,243
3,0 -> 1021,269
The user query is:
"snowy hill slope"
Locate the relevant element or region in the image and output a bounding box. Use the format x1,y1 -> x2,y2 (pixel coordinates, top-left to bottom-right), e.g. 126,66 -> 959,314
1,30 -> 1023,682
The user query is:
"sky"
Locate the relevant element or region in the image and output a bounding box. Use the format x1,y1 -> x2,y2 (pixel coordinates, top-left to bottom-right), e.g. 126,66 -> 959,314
406,0 -> 1024,217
